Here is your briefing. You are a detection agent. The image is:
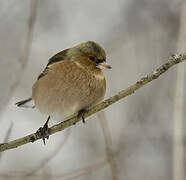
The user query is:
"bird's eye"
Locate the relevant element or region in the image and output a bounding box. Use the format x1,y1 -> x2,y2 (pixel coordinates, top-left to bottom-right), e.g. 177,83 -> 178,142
89,56 -> 95,61
89,56 -> 104,64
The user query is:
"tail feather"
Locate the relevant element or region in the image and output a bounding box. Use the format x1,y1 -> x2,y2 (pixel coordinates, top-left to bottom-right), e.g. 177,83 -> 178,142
15,97 -> 34,108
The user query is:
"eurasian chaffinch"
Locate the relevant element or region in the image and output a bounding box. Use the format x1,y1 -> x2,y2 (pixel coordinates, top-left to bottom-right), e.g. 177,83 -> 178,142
16,41 -> 111,130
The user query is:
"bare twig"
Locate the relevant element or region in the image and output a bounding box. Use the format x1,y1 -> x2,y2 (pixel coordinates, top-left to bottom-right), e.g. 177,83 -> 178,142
55,159 -> 107,180
98,112 -> 118,180
0,159 -> 107,179
0,0 -> 38,115
0,122 -> 13,160
173,2 -> 186,180
0,53 -> 186,152
25,129 -> 71,176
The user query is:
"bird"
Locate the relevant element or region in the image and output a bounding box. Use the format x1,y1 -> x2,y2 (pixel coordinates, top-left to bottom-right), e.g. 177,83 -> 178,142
15,41 -> 111,143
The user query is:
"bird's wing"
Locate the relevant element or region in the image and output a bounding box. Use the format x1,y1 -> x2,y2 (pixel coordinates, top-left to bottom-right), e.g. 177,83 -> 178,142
47,48 -> 69,66
37,48 -> 69,80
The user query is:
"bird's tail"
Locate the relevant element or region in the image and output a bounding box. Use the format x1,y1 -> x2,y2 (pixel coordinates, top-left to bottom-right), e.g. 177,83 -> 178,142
15,97 -> 34,108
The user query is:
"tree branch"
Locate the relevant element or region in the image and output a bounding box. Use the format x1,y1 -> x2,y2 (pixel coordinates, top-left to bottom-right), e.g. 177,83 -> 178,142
0,53 -> 186,152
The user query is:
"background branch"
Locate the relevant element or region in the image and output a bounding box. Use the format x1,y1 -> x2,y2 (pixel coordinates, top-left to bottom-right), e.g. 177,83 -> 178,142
0,0 -> 38,116
0,122 -> 13,159
0,53 -> 185,153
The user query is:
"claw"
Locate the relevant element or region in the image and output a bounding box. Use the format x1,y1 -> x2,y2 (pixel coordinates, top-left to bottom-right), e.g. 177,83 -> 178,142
37,116 -> 50,145
78,109 -> 88,123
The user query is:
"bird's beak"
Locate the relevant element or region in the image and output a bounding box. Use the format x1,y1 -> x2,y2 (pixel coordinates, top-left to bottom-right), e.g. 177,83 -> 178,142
97,62 -> 112,70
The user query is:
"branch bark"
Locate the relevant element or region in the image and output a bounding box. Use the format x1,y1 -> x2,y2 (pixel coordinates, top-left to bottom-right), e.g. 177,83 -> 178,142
0,53 -> 186,152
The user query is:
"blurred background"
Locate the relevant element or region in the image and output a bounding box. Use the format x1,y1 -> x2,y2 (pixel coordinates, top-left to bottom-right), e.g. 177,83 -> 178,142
0,0 -> 185,180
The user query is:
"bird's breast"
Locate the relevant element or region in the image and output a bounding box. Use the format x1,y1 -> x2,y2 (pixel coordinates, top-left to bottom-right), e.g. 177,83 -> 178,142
32,61 -> 106,120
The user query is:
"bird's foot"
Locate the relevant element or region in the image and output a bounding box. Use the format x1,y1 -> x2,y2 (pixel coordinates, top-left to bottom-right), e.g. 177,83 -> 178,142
36,116 -> 50,145
78,109 -> 88,123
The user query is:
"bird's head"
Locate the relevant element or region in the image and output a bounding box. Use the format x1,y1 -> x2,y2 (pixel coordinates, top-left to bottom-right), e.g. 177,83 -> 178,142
68,41 -> 112,71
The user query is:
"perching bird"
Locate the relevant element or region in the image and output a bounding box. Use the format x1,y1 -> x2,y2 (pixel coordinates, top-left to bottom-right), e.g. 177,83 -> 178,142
16,41 -> 111,134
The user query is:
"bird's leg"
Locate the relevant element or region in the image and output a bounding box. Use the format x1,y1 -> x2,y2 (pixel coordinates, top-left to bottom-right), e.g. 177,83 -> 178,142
78,109 -> 88,123
37,116 -> 50,145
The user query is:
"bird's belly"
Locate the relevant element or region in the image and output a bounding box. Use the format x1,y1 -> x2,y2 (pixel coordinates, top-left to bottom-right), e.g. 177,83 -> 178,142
33,89 -> 87,119
32,61 -> 106,120
33,84 -> 105,120
33,85 -> 105,120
